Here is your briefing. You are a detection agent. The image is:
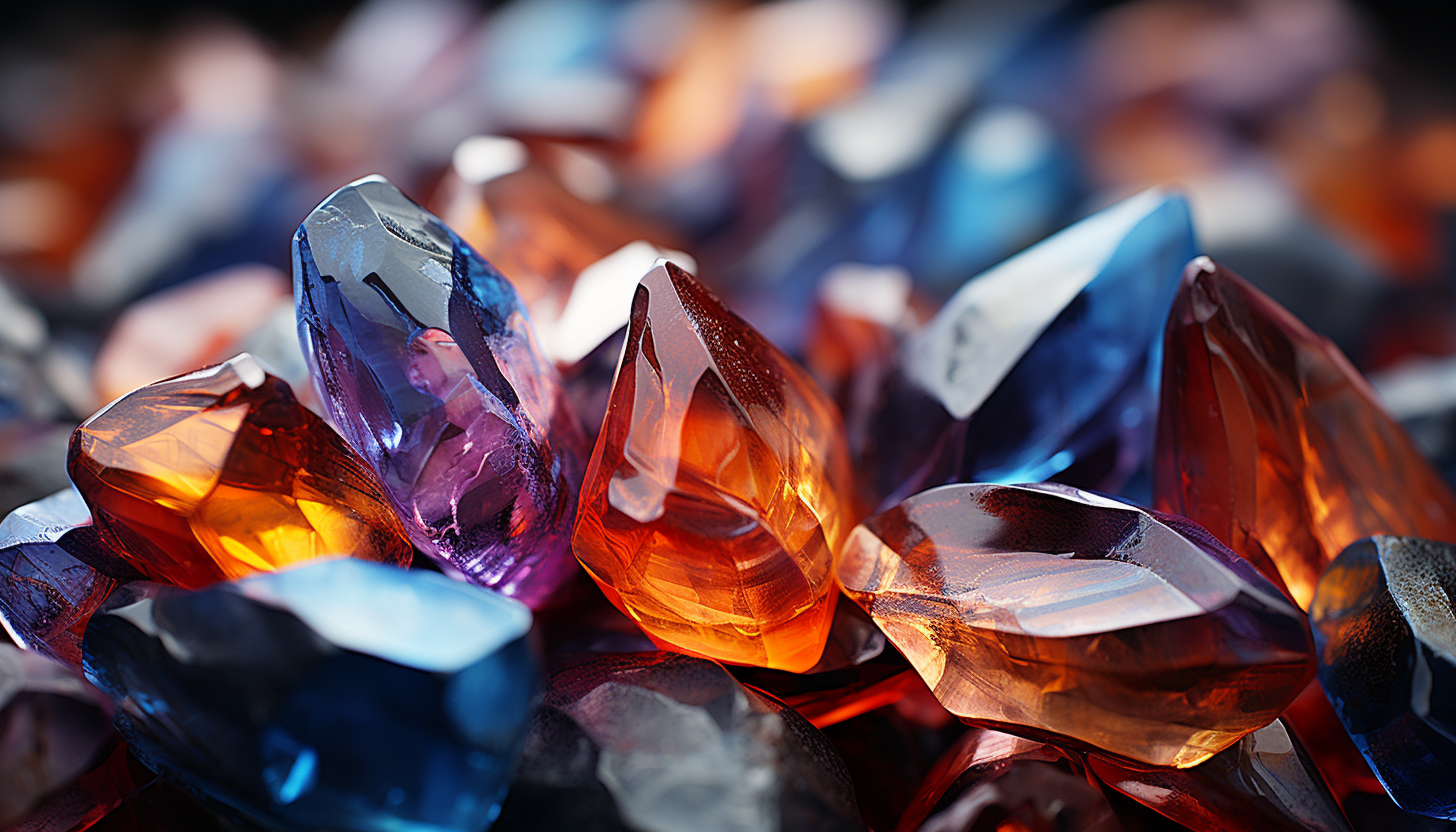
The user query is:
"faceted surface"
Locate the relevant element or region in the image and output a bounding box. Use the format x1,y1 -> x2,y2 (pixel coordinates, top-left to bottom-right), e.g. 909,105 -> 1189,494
294,175 -> 586,607
572,262 -> 856,672
0,489 -> 131,668
0,646 -> 115,827
1154,257 -> 1456,610
1310,535 -> 1456,819
839,482 -> 1316,767
81,559 -> 539,832
860,189 -> 1196,509
67,354 -> 412,589
1088,718 -> 1352,832
492,652 -> 862,832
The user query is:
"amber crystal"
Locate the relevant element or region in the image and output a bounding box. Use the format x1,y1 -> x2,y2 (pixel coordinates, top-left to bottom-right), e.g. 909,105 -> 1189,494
839,482 -> 1316,767
67,354 -> 412,588
573,262 -> 856,672
1154,256 -> 1456,609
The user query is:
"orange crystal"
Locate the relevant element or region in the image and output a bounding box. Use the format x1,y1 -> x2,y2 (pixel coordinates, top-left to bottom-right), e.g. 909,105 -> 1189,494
572,262 -> 856,672
68,354 -> 412,588
1154,256 -> 1456,610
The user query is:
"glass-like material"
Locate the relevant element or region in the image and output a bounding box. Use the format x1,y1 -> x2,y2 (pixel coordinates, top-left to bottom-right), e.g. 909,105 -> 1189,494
81,559 -> 538,832
839,482 -> 1315,767
1154,257 -> 1456,610
67,354 -> 412,589
572,262 -> 855,672
1310,535 -> 1456,820
294,176 -> 586,607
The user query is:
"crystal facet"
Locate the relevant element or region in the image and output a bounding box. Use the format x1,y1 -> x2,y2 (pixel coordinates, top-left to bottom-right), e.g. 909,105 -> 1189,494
492,652 -> 863,832
1088,718 -> 1352,832
67,354 -> 412,589
0,646 -> 114,828
860,189 -> 1196,508
839,482 -> 1316,767
81,559 -> 539,832
572,262 -> 856,672
294,175 -> 586,606
1154,257 -> 1456,610
1310,535 -> 1456,820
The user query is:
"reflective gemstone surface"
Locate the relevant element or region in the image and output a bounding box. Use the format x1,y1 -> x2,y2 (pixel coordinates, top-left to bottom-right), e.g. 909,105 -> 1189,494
1155,257 -> 1456,609
573,262 -> 856,672
81,559 -> 539,832
67,354 -> 412,589
839,482 -> 1316,767
294,175 -> 586,607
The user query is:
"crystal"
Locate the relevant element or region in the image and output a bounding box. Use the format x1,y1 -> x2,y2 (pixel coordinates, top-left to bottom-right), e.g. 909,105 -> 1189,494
4,743 -> 135,832
560,327 -> 625,445
1088,718 -> 1352,832
0,646 -> 115,827
860,188 -> 1196,510
491,652 -> 862,832
0,489 -> 133,668
81,558 -> 539,832
294,175 -> 586,607
1310,535 -> 1456,819
819,706 -> 962,832
572,261 -> 856,672
1153,256 -> 1456,610
838,482 -> 1316,767
67,354 -> 412,589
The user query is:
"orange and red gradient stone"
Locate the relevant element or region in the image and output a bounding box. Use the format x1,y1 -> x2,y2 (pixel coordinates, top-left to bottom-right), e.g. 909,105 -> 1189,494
1155,256 -> 1456,610
68,354 -> 412,588
572,262 -> 856,672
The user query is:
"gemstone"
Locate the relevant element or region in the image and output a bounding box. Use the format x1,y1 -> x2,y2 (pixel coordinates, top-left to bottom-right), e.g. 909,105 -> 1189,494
897,728 -> 1080,832
572,261 -> 856,672
4,742 -> 136,832
1088,718 -> 1352,832
67,354 -> 412,590
819,706 -> 963,832
80,558 -> 539,832
560,326 -> 625,445
838,482 -> 1316,767
0,489 -> 133,668
859,188 -> 1196,510
0,645 -> 115,828
294,175 -> 586,607
1309,535 -> 1456,819
1153,256 -> 1456,610
491,652 -> 862,832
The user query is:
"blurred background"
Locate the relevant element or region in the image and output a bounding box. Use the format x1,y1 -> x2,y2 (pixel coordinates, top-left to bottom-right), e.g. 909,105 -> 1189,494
3,0 -> 1456,516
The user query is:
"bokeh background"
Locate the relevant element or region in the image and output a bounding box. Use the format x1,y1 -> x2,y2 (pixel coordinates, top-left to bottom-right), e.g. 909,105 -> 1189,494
4,0 -> 1456,517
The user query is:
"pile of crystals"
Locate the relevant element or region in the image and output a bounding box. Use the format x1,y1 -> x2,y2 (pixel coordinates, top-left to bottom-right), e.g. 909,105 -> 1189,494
1,164 -> 1455,832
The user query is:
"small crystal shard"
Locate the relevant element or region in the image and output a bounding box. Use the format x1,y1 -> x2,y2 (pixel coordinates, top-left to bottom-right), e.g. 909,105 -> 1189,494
294,175 -> 586,606
839,482 -> 1316,767
492,652 -> 863,832
67,354 -> 412,589
1310,535 -> 1456,820
1089,718 -> 1352,832
0,646 -> 115,827
572,262 -> 856,672
1154,257 -> 1456,610
81,559 -> 539,832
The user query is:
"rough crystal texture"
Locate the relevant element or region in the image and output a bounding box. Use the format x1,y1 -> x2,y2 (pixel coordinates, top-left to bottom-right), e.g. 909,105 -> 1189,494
839,482 -> 1316,767
1088,718 -> 1352,832
81,559 -> 539,832
294,175 -> 586,607
67,354 -> 412,589
0,646 -> 115,827
861,189 -> 1196,509
492,652 -> 862,832
0,489 -> 131,668
1154,257 -> 1456,610
572,262 -> 856,672
1310,535 -> 1456,820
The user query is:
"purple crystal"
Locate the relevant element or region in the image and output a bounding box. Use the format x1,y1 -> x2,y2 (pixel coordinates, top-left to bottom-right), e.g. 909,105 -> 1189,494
292,176 -> 587,607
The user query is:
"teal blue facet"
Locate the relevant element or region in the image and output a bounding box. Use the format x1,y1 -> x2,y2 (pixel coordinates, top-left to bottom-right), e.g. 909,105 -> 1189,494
81,559 -> 540,832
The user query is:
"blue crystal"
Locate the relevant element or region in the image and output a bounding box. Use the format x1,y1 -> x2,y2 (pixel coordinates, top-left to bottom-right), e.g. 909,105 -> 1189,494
81,558 -> 540,832
1311,535 -> 1456,820
861,188 -> 1197,507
